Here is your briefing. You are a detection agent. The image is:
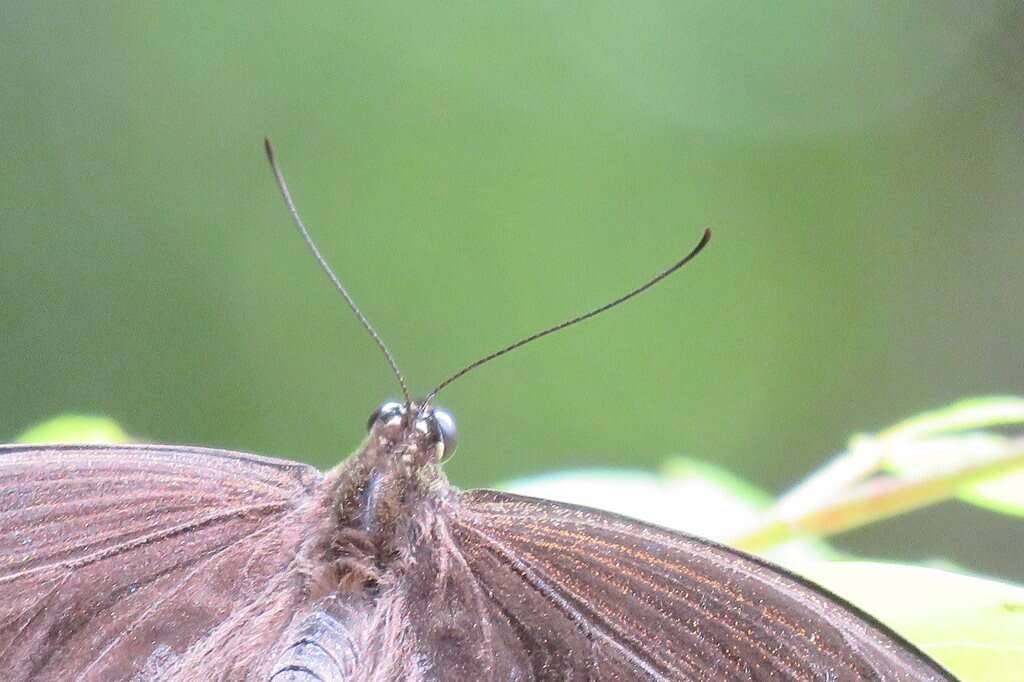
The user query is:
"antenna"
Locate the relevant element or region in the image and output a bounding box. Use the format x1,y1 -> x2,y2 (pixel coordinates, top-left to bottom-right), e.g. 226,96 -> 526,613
263,138 -> 411,405
421,229 -> 711,407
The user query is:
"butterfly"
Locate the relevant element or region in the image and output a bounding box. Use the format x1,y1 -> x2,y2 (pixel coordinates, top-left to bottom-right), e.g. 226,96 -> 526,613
0,141 -> 955,681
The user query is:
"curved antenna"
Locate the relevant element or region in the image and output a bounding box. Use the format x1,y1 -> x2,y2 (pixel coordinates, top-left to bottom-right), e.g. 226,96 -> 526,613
263,138 -> 411,404
422,229 -> 712,407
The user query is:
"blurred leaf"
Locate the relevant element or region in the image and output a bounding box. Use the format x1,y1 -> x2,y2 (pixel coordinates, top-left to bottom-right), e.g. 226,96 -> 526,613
883,432 -> 1024,519
960,469 -> 1024,517
15,415 -> 129,445
764,397 -> 1024,545
861,396 -> 1024,518
878,396 -> 1024,442
794,562 -> 1024,682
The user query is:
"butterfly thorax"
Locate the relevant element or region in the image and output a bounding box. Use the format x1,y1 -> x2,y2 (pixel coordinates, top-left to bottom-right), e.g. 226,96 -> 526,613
313,401 -> 455,594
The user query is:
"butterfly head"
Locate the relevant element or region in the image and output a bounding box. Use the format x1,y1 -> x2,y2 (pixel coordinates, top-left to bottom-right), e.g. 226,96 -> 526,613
366,400 -> 458,467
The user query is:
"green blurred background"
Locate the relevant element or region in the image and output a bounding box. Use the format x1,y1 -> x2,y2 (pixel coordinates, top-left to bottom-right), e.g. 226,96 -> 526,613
2,4 -> 1022,577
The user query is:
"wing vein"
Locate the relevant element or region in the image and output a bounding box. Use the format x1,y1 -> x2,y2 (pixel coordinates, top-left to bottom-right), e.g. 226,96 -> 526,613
0,501 -> 289,582
454,519 -> 677,681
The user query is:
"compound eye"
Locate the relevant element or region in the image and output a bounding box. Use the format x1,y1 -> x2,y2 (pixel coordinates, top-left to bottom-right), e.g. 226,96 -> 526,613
367,400 -> 405,431
432,408 -> 458,461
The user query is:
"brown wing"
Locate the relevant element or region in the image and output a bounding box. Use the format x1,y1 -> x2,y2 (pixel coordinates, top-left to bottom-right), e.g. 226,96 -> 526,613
0,443 -> 322,681
395,489 -> 955,681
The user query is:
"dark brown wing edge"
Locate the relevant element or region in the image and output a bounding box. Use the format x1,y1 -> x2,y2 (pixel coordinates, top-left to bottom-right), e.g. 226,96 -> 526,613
448,489 -> 958,681
0,442 -> 323,680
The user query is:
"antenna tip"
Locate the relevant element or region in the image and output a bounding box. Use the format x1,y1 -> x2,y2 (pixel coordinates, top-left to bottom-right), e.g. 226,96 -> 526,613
263,137 -> 275,161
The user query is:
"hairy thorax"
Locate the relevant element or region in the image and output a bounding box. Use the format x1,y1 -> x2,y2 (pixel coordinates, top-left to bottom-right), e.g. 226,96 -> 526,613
303,431 -> 455,602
